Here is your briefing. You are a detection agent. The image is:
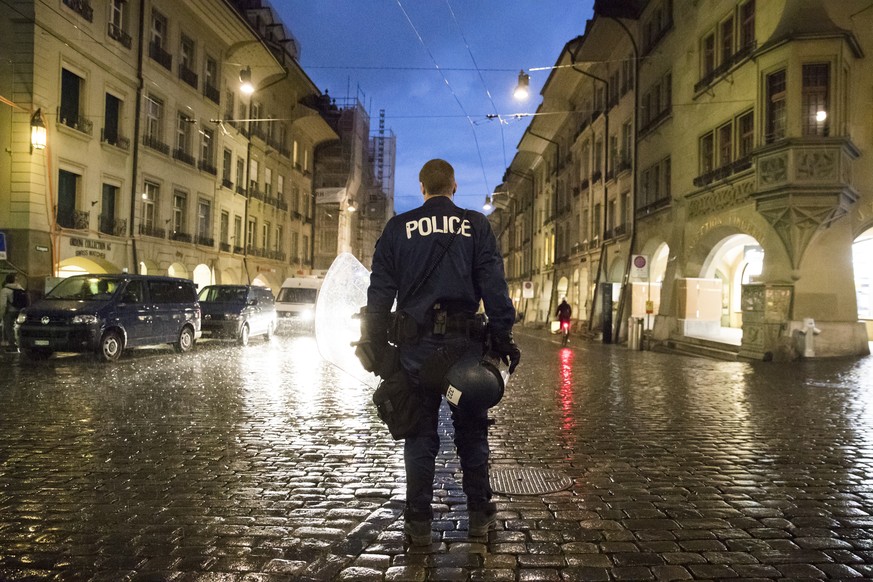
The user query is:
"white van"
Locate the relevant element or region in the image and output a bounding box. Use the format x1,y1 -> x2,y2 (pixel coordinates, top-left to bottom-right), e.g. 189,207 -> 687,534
276,277 -> 322,330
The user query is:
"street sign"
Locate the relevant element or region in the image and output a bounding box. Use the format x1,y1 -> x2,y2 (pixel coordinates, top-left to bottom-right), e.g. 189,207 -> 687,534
0,232 -> 6,260
631,254 -> 649,279
522,280 -> 534,299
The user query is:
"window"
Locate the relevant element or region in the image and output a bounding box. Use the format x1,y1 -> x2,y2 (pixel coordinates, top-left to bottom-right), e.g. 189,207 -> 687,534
291,232 -> 299,259
292,186 -> 300,213
173,190 -> 187,233
802,63 -> 829,137
249,159 -> 259,191
179,35 -> 197,88
198,199 -> 211,238
621,121 -> 632,167
57,169 -> 80,229
265,168 -> 273,196
718,122 -> 733,168
737,110 -> 754,159
247,218 -> 256,248
142,181 -> 159,231
276,225 -> 283,252
220,211 -> 229,244
204,56 -> 219,102
277,174 -> 284,196
149,11 -> 171,69
303,235 -> 310,260
222,148 -> 232,184
145,95 -> 163,140
720,16 -> 734,65
702,33 -> 716,79
104,93 -> 122,146
100,184 -> 119,235
700,132 -> 715,175
293,140 -> 299,167
60,68 -> 84,129
109,0 -> 131,47
234,215 -> 242,248
224,90 -> 235,122
236,157 -> 245,192
262,222 -> 270,249
765,69 -> 786,143
175,112 -> 193,163
740,0 -> 755,51
200,127 -> 215,170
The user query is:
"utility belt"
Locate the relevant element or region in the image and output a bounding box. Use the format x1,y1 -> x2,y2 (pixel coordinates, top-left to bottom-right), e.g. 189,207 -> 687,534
390,304 -> 486,345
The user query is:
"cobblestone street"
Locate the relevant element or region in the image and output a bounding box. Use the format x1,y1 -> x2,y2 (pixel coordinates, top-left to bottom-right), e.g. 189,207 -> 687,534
2,330 -> 873,580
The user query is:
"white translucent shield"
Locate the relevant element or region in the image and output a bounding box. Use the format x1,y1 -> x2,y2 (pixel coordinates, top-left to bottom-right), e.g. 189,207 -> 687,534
315,252 -> 379,389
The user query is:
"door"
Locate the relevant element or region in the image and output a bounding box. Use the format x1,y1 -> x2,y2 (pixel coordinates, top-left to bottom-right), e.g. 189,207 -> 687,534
116,280 -> 153,345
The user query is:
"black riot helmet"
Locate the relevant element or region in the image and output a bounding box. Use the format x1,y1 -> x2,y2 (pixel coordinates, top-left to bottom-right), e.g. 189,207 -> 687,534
443,353 -> 505,410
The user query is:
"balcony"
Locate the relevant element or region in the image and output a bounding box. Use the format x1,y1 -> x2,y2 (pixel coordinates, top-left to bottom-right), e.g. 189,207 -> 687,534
196,235 -> 214,247
139,224 -> 166,239
149,42 -> 172,70
173,148 -> 196,166
233,245 -> 244,254
56,208 -> 89,230
170,231 -> 192,243
248,187 -> 265,201
98,215 -> 127,237
591,170 -> 602,183
108,23 -> 131,48
59,112 -> 93,136
198,159 -> 217,175
143,134 -> 170,155
63,0 -> 93,21
219,242 -> 231,252
222,178 -> 234,190
236,184 -> 246,196
101,129 -> 129,150
694,42 -> 757,94
267,250 -> 286,261
204,84 -> 220,104
247,246 -> 265,257
179,64 -> 198,89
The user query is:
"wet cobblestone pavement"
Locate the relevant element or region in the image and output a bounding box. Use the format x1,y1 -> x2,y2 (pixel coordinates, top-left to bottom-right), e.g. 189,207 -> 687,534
2,329 -> 873,580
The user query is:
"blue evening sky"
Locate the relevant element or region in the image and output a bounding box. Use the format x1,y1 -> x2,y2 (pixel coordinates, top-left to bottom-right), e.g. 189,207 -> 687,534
279,1 -> 595,214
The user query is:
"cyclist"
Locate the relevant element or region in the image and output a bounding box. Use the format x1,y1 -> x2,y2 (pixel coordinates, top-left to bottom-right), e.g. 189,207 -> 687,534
555,298 -> 572,344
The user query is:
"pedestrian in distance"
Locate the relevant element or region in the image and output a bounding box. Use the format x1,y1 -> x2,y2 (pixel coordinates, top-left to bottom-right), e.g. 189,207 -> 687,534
355,158 -> 521,546
1,273 -> 26,350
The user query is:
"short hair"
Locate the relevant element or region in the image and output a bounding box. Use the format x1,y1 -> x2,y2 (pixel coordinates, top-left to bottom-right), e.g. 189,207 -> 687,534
4,273 -> 15,285
419,159 -> 455,196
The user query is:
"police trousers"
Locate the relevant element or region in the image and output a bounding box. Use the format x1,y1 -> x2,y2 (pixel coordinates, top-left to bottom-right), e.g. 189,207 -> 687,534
400,333 -> 492,520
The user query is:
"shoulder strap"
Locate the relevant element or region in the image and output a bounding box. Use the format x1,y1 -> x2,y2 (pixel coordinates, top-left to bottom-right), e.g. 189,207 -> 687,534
399,209 -> 468,308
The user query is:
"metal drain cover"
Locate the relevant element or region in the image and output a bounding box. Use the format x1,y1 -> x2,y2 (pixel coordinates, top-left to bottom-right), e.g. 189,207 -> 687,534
490,467 -> 573,495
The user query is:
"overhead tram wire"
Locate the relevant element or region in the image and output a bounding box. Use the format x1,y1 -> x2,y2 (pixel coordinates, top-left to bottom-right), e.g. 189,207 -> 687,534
445,0 -> 507,170
395,0 -> 492,200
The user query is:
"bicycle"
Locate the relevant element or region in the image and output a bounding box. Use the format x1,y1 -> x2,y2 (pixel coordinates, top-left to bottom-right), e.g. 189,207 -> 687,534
560,320 -> 570,346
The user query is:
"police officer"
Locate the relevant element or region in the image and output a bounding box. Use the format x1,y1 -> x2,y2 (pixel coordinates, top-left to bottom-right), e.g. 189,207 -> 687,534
356,158 -> 520,546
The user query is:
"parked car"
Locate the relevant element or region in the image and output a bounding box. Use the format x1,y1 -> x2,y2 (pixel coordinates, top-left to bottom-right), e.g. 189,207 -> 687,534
198,284 -> 277,346
275,277 -> 321,332
15,274 -> 201,362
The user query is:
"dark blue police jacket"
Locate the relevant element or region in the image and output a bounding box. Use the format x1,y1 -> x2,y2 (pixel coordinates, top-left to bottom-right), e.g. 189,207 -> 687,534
367,196 -> 515,336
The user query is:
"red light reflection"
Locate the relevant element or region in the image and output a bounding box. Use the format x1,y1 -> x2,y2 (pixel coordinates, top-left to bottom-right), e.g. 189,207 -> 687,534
559,347 -> 574,432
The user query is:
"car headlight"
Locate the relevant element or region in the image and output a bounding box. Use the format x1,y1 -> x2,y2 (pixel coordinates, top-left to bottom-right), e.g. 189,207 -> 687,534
224,313 -> 241,320
300,309 -> 314,321
16,313 -> 26,324
71,314 -> 99,324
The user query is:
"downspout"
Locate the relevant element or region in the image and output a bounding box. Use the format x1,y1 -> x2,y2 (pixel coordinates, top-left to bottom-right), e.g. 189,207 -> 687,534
609,17 -> 640,345
128,0 -> 146,273
568,49 -> 610,339
527,130 -> 560,325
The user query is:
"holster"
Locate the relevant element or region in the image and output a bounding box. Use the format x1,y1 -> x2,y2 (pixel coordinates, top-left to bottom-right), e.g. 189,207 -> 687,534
389,310 -> 420,346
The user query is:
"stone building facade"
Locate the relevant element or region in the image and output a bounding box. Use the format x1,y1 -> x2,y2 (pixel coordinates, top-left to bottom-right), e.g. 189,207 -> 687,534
0,0 -> 336,294
493,0 -> 872,359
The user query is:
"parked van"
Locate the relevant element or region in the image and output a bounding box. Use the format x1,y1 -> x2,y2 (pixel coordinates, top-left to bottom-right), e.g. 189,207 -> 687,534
275,277 -> 322,330
198,284 -> 277,346
15,274 -> 201,362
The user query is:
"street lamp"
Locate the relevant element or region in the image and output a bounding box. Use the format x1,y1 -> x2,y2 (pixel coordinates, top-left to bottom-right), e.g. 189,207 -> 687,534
30,108 -> 46,151
513,70 -> 531,100
239,66 -> 255,95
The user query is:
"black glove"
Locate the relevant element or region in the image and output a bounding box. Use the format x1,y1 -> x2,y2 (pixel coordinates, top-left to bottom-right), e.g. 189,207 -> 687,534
355,307 -> 392,376
488,330 -> 521,374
